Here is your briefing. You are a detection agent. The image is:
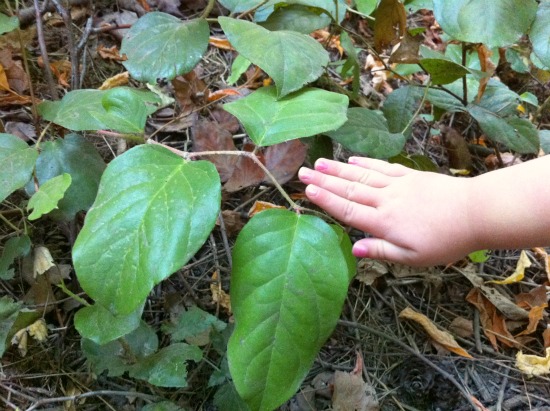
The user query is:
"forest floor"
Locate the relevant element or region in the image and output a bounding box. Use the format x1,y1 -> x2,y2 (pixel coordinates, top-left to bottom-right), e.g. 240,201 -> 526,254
1,1 -> 550,410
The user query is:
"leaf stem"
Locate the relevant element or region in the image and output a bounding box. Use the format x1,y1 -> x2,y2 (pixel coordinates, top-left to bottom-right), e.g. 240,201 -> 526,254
96,130 -> 145,143
56,280 -> 91,307
200,0 -> 217,19
0,213 -> 21,233
401,81 -> 431,135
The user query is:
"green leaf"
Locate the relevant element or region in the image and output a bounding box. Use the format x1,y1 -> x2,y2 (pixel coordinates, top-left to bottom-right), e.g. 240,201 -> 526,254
255,0 -> 347,24
121,13 -> 209,83
73,144 -> 221,315
0,13 -> 19,34
26,134 -> 106,221
530,2 -> 550,68
141,401 -> 187,411
219,17 -> 329,97
75,303 -> 144,345
326,108 -> 406,159
38,88 -> 161,133
424,87 -> 465,113
432,0 -> 537,48
224,86 -> 348,146
27,174 -> 72,220
0,133 -> 38,203
468,250 -> 490,263
259,5 -> 331,33
227,55 -> 251,85
217,0 -> 262,13
540,130 -> 550,155
101,88 -> 148,133
382,86 -> 423,136
0,296 -> 22,357
355,0 -> 378,15
214,383 -> 251,411
476,81 -> 522,117
0,235 -> 31,280
419,58 -> 470,85
340,32 -> 360,97
468,105 -> 539,154
389,153 -> 438,171
162,306 -> 226,345
228,209 -> 355,410
81,321 -> 158,376
130,343 -> 203,387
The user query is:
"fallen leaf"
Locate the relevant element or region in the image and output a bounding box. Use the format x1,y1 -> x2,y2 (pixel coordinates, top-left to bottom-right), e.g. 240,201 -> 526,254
4,121 -> 36,141
466,288 -> 519,349
0,48 -> 29,93
218,210 -> 245,237
373,0 -> 407,52
211,108 -> 240,134
311,30 -> 344,56
399,306 -> 473,358
355,259 -> 389,286
515,283 -> 548,309
488,250 -> 531,285
0,92 -> 33,107
475,44 -> 496,103
533,247 -> 550,282
33,246 -> 55,277
484,152 -> 523,170
209,36 -> 234,50
172,70 -> 208,114
97,45 -> 127,62
211,271 -> 231,314
224,145 -> 265,192
12,328 -> 28,356
264,140 -> 307,185
332,353 -> 380,411
99,72 -> 130,90
27,318 -> 48,342
441,126 -> 473,171
516,347 -> 550,377
516,304 -> 547,337
247,200 -> 286,218
448,317 -> 474,339
207,88 -> 241,103
0,64 -> 10,91
365,53 -> 389,91
388,31 -> 422,64
543,327 -> 550,348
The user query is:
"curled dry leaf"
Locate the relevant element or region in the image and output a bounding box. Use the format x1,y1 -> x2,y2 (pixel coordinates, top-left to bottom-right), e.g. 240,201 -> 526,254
516,304 -> 547,337
516,347 -> 550,377
515,283 -> 548,309
532,247 -> 550,282
448,317 -> 474,339
33,246 -> 55,277
99,72 -> 130,90
247,200 -> 286,218
27,318 -> 48,342
97,45 -> 127,61
211,271 -> 231,314
332,353 -> 380,411
355,259 -> 389,286
488,250 -> 531,285
399,306 -> 473,359
208,36 -> 234,50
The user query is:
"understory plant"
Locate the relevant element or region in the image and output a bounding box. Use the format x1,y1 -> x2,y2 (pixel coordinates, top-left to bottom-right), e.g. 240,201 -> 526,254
2,0 -> 550,409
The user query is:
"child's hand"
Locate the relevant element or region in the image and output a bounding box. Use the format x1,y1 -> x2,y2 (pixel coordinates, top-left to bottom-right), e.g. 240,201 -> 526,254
298,157 -> 476,266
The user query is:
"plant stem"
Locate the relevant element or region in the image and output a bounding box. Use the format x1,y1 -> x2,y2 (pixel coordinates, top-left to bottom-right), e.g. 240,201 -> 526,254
33,0 -> 58,99
401,81 -> 430,135
461,43 -> 468,105
200,0 -> 217,19
0,214 -> 21,233
56,280 -> 91,307
96,130 -> 145,143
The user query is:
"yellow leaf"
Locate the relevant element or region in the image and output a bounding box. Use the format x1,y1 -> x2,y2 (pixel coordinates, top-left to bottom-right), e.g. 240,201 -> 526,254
11,328 -> 28,357
211,271 -> 231,314
516,347 -> 550,377
99,72 -> 130,90
28,318 -> 48,342
33,246 -> 55,277
488,250 -> 531,284
399,306 -> 473,359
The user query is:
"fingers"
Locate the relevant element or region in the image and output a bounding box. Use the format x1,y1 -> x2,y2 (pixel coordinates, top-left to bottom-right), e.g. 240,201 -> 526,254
353,238 -> 418,266
347,157 -> 412,177
303,184 -> 377,232
310,158 -> 392,187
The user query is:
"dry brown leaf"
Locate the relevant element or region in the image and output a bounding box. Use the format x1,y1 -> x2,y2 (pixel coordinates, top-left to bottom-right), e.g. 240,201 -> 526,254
543,327 -> 550,348
207,88 -> 241,103
224,144 -> 265,192
211,271 -> 231,314
516,347 -> 550,377
515,283 -> 548,309
34,246 -> 55,277
448,317 -> 474,339
209,36 -> 234,50
332,353 -> 379,411
0,64 -> 10,91
263,140 -> 307,185
373,0 -> 407,52
355,260 -> 389,286
218,210 -> 245,237
0,48 -> 29,93
311,30 -> 344,55
399,306 -> 473,358
488,250 -> 531,285
364,54 -> 389,91
441,126 -> 473,171
172,70 -> 208,114
533,247 -> 550,282
0,92 -> 33,107
99,72 -> 130,90
516,304 -> 547,337
97,45 -> 127,62
211,108 -> 240,134
247,200 -> 286,218
388,31 -> 422,64
475,44 -> 496,103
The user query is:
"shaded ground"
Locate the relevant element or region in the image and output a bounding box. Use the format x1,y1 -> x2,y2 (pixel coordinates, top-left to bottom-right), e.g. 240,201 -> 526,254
2,1 -> 550,410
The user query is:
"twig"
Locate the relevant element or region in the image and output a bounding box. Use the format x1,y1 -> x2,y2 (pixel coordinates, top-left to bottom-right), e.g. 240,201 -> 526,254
217,210 -> 233,269
50,0 -> 79,90
96,130 -> 145,143
338,319 -> 481,411
25,390 -> 161,411
495,366 -> 510,411
33,0 -> 58,99
201,0 -> 217,18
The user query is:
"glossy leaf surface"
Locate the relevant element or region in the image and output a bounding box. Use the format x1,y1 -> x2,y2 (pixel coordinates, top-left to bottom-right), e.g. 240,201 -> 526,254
0,133 -> 38,203
121,13 -> 209,83
531,2 -> 550,68
224,86 -> 348,146
27,174 -> 71,220
73,145 -> 221,315
228,209 -> 355,410
219,17 -> 329,97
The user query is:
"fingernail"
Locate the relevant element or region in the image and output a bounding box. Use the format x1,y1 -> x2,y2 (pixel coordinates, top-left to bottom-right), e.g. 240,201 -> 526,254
305,185 -> 318,196
352,243 -> 368,257
315,160 -> 328,171
298,167 -> 312,181
348,157 -> 358,164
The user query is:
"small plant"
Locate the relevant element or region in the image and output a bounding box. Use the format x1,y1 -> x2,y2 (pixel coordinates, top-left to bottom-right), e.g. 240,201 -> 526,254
1,0 -> 550,409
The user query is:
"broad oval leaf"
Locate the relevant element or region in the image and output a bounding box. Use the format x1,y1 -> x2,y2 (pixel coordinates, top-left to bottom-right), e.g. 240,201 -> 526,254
0,13 -> 19,35
38,88 -> 161,133
419,58 -> 470,85
255,0 -> 347,25
432,0 -> 537,48
529,2 -> 550,69
0,133 -> 38,203
73,144 -> 221,315
219,17 -> 329,97
224,86 -> 348,146
259,5 -> 331,34
382,86 -> 423,136
0,297 -> 22,356
26,134 -> 106,221
228,209 -> 355,411
121,13 -> 209,83
75,302 -> 144,345
326,108 -> 406,159
27,173 -> 72,221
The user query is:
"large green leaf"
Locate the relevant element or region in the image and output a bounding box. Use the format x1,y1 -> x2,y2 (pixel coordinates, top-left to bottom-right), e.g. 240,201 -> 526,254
81,321 -> 158,376
259,5 -> 331,33
162,306 -> 226,345
468,105 -> 539,154
75,302 -> 144,345
27,174 -> 71,221
0,13 -> 19,34
531,2 -> 550,68
121,13 -> 208,83
255,0 -> 347,24
26,134 -> 106,221
0,235 -> 31,280
217,0 -> 262,13
224,86 -> 348,146
382,86 -> 423,136
219,17 -> 329,97
38,88 -> 161,133
432,0 -> 537,48
540,130 -> 550,155
73,144 -> 221,315
0,133 -> 38,203
326,108 -> 406,159
228,209 -> 355,411
419,58 -> 470,85
130,343 -> 203,387
0,297 -> 22,357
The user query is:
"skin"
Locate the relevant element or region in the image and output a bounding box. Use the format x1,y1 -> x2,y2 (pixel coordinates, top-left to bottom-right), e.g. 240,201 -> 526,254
298,155 -> 550,267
